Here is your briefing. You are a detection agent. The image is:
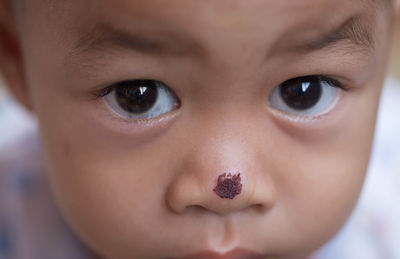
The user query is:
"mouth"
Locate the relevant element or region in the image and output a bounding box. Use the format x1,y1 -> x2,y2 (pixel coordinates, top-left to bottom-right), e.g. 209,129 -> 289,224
173,248 -> 268,259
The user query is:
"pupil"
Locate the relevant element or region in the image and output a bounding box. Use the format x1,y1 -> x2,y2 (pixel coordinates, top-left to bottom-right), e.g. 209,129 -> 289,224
115,80 -> 158,113
280,79 -> 322,110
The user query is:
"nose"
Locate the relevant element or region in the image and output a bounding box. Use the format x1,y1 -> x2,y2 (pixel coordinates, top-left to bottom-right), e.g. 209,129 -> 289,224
166,170 -> 275,215
165,115 -> 276,216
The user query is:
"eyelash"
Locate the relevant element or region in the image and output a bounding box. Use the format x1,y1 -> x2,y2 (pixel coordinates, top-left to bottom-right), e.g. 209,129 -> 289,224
311,75 -> 348,91
94,84 -> 117,98
93,75 -> 347,97
91,74 -> 349,126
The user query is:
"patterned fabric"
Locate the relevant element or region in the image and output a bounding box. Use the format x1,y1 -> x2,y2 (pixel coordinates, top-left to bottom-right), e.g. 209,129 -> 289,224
0,78 -> 399,259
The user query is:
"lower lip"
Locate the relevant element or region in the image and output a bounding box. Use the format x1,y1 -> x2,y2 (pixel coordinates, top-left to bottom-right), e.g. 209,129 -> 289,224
175,249 -> 267,259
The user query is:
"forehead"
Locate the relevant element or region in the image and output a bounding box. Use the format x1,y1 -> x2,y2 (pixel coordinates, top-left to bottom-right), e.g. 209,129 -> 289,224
23,0 -> 392,29
36,0 -> 386,22
33,0 -> 385,42
23,0 -> 392,70
38,0 -> 387,9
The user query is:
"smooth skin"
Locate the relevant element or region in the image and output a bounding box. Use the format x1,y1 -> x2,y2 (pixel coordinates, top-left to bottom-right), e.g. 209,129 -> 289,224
0,0 -> 399,258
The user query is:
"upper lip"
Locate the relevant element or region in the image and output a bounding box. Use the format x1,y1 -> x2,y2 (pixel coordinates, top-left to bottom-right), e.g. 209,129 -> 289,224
172,248 -> 267,259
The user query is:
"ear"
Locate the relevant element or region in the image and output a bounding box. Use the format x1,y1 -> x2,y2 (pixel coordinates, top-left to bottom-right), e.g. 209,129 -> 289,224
0,0 -> 33,111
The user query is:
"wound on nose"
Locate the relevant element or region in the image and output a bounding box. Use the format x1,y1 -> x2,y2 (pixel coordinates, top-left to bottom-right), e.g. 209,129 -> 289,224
213,173 -> 242,199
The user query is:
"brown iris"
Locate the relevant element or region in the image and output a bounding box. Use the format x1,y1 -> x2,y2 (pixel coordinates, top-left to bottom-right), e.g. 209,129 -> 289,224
115,80 -> 158,114
280,76 -> 322,110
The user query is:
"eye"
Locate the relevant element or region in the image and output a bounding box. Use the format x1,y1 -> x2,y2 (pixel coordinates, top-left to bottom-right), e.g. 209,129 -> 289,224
268,76 -> 343,116
100,80 -> 180,120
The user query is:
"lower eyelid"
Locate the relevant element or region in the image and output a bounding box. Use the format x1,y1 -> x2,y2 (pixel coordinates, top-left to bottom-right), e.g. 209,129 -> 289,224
101,97 -> 156,124
267,89 -> 343,126
97,99 -> 181,135
268,108 -> 331,125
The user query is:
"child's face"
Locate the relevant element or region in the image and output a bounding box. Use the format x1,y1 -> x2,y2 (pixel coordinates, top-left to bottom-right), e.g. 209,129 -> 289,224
4,0 -> 398,258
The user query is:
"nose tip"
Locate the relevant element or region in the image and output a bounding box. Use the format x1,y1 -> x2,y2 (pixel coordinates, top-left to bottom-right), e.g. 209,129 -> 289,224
213,173 -> 243,200
166,172 -> 275,216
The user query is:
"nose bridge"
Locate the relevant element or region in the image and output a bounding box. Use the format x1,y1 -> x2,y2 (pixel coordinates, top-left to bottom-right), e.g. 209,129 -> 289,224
166,112 -> 276,215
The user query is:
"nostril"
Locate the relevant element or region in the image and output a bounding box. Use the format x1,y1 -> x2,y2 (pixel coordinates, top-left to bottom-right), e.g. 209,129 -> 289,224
185,205 -> 207,213
167,170 -> 275,216
253,203 -> 270,213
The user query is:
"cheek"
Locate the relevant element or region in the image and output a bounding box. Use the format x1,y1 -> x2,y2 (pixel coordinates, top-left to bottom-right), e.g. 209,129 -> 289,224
42,135 -> 175,257
275,149 -> 369,253
271,83 -> 381,253
34,97 -> 181,257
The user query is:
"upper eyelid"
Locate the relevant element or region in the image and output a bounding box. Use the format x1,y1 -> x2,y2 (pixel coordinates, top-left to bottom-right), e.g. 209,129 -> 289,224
280,75 -> 346,90
96,86 -> 114,98
94,80 -> 163,98
91,74 -> 348,104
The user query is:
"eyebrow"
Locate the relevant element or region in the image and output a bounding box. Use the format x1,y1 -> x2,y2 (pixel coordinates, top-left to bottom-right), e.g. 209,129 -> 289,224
293,14 -> 375,54
69,12 -> 376,64
69,23 -> 204,59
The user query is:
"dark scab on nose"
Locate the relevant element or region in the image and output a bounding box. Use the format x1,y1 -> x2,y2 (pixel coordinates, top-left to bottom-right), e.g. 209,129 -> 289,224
213,173 -> 242,199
